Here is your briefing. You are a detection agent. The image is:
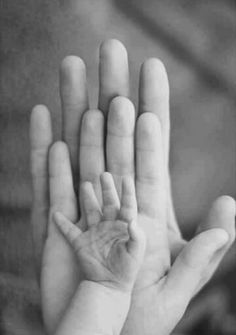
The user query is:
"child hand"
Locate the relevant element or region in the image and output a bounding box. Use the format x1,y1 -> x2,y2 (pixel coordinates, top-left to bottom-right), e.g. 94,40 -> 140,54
54,172 -> 146,292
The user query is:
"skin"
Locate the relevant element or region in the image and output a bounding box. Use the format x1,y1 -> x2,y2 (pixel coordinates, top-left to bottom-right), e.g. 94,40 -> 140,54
54,173 -> 146,292
30,39 -> 236,334
53,173 -> 145,335
54,281 -> 132,335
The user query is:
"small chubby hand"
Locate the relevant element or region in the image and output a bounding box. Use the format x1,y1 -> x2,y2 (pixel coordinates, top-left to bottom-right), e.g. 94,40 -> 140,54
54,172 -> 146,292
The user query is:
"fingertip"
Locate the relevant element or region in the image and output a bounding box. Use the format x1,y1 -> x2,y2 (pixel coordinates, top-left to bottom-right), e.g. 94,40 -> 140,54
49,141 -> 68,161
137,112 -> 161,131
108,96 -> 135,134
207,228 -> 229,248
100,172 -> 113,185
140,58 -> 169,97
100,39 -> 127,59
60,55 -> 86,75
206,196 -> 236,245
141,58 -> 167,78
60,56 -> 88,111
136,113 -> 162,148
109,96 -> 134,114
50,140 -> 67,151
213,195 -> 236,216
82,110 -> 104,131
31,104 -> 50,120
100,172 -> 115,194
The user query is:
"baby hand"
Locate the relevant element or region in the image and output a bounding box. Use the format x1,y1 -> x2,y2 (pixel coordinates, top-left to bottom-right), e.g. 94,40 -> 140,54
53,172 -> 146,292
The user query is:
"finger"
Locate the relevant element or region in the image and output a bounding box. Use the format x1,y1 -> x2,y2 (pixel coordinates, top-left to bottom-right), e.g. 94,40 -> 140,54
119,176 -> 137,223
53,212 -> 82,253
139,58 -> 179,235
106,97 -> 135,196
136,113 -> 166,220
195,195 -> 236,292
49,141 -> 77,234
198,195 -> 235,244
30,105 -> 52,271
60,56 -> 89,181
139,58 -> 170,160
98,39 -> 129,115
81,182 -> 102,227
80,110 -> 105,202
127,220 -> 146,259
101,172 -> 120,221
165,229 -> 229,309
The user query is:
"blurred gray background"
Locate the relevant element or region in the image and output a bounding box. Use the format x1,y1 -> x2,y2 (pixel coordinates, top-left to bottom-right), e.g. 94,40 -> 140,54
0,1 -> 236,334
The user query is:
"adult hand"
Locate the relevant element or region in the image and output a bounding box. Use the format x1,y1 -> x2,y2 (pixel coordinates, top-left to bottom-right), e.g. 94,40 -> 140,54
30,39 -> 129,334
30,39 -> 235,334
80,94 -> 235,335
118,56 -> 235,335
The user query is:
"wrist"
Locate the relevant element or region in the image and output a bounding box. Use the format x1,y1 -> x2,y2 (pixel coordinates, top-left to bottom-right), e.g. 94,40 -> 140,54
121,282 -> 160,335
80,279 -> 132,301
56,280 -> 131,335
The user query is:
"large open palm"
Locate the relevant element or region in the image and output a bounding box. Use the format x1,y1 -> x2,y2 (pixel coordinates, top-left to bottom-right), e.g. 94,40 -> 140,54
30,40 -> 235,334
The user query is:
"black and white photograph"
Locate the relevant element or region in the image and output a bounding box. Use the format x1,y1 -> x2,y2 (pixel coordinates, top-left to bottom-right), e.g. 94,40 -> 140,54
0,1 -> 236,334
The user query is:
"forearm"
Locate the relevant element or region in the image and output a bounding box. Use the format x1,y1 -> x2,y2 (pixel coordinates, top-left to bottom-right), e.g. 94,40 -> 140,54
55,280 -> 131,335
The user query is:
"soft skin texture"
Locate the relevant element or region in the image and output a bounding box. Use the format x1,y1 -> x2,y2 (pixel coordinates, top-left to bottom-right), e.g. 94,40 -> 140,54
55,281 -> 132,335
53,173 -> 145,335
54,173 -> 146,292
30,39 -> 236,335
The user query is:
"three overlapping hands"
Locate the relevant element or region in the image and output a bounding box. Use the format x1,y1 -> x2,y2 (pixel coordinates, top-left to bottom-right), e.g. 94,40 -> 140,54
30,39 -> 235,335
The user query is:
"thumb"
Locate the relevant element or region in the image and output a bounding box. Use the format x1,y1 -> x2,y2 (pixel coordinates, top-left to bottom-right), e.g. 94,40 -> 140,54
194,195 -> 236,293
198,195 -> 235,244
164,228 -> 229,310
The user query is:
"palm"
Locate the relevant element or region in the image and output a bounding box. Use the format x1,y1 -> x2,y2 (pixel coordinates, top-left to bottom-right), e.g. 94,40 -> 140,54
135,213 -> 169,288
76,220 -> 134,285
53,174 -> 145,293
